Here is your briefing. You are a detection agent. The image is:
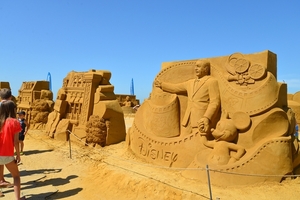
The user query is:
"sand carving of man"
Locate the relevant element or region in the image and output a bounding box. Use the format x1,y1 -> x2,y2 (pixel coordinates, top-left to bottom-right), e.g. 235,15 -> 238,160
154,60 -> 221,135
122,96 -> 134,107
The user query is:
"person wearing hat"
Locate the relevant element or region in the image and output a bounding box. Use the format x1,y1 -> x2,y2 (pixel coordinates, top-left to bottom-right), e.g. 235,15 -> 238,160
17,111 -> 29,155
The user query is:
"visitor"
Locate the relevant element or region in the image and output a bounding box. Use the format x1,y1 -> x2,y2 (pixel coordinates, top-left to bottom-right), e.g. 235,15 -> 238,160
17,111 -> 29,155
0,88 -> 14,189
0,100 -> 25,199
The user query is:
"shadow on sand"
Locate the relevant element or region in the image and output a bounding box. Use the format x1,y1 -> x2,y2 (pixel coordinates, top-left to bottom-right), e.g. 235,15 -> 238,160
23,188 -> 82,200
20,175 -> 81,199
45,188 -> 83,199
5,169 -> 81,199
22,149 -> 54,155
5,168 -> 62,178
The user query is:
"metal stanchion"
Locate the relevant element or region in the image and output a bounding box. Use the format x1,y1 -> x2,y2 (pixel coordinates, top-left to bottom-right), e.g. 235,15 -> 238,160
206,164 -> 213,200
68,131 -> 72,159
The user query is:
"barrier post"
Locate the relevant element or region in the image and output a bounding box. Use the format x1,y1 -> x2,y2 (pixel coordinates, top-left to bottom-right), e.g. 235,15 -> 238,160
68,131 -> 72,159
206,164 -> 213,200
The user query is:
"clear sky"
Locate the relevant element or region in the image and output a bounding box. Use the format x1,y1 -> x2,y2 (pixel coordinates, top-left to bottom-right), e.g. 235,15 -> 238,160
1,1 -> 299,103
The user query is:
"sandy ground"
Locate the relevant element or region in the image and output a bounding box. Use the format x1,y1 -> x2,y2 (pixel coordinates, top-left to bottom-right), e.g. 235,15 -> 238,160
2,128 -> 300,200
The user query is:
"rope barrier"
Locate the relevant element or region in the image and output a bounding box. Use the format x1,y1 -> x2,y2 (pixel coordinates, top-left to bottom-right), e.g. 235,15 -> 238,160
26,131 -> 209,198
67,130 -> 300,178
28,130 -> 300,178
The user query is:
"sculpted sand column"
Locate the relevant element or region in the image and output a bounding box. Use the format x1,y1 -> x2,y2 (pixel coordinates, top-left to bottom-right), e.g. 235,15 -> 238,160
79,73 -> 102,125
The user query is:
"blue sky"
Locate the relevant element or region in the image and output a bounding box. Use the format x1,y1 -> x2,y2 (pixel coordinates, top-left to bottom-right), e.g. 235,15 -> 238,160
1,1 -> 299,103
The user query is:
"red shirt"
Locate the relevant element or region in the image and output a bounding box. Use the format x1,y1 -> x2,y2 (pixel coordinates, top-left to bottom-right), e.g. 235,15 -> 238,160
0,118 -> 22,156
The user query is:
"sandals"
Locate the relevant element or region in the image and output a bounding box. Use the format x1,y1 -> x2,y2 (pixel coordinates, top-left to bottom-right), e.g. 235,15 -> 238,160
0,181 -> 13,188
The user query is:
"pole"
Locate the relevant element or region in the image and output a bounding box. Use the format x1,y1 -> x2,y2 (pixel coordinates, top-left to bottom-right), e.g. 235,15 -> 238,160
206,164 -> 213,200
68,131 -> 72,159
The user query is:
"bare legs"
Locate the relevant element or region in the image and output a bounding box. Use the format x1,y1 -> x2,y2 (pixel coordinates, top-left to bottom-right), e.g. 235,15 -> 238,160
0,165 -> 11,186
0,165 -> 5,182
19,141 -> 24,153
5,160 -> 22,200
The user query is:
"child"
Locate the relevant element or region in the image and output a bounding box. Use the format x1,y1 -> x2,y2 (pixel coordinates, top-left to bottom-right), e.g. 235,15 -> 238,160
0,100 -> 26,199
17,111 -> 29,155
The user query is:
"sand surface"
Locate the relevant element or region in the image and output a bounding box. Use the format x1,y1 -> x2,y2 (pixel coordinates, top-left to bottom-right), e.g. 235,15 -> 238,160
2,129 -> 300,200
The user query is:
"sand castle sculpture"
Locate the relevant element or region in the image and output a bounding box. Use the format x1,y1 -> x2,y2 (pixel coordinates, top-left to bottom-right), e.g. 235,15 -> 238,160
127,50 -> 300,186
17,81 -> 54,129
45,69 -> 126,146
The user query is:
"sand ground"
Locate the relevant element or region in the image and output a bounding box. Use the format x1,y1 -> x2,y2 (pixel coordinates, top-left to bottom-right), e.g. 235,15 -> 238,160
2,129 -> 300,200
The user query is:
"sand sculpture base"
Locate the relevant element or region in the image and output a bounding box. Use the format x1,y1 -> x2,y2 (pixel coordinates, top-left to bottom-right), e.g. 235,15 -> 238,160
182,137 -> 292,186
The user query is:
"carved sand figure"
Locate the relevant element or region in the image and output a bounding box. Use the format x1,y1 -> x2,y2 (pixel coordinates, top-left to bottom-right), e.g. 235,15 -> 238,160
154,60 -> 221,136
199,112 -> 250,165
128,50 -> 300,186
122,96 -> 135,107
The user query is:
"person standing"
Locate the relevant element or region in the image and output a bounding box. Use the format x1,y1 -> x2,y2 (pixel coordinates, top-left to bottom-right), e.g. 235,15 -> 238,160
0,100 -> 25,199
154,60 -> 221,135
17,111 -> 29,155
0,88 -> 13,188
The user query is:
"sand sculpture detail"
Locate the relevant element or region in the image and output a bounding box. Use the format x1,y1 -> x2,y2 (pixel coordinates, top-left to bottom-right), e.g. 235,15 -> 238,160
127,50 -> 299,186
45,70 -> 126,146
120,95 -> 138,115
17,81 -> 54,129
85,115 -> 108,147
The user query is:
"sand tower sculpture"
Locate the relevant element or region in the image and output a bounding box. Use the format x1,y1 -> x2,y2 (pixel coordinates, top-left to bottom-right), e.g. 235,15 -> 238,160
17,81 -> 54,129
45,69 -> 126,146
127,50 -> 300,186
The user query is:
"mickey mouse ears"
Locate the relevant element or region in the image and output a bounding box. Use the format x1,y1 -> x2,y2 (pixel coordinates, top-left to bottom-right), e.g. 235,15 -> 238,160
231,111 -> 251,131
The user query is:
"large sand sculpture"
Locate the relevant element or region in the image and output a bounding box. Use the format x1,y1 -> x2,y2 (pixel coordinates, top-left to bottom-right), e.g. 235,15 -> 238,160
45,69 -> 126,146
127,50 -> 300,186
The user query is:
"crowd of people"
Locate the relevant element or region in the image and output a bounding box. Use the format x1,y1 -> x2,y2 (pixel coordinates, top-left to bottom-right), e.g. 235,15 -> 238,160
0,88 -> 28,200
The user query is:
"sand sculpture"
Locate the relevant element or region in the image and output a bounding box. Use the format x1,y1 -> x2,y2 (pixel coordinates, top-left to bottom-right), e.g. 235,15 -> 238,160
85,115 -> 108,147
288,92 -> 300,127
122,96 -> 135,107
17,81 -> 54,129
45,69 -> 126,146
0,82 -> 17,103
127,50 -> 300,186
119,95 -> 139,114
